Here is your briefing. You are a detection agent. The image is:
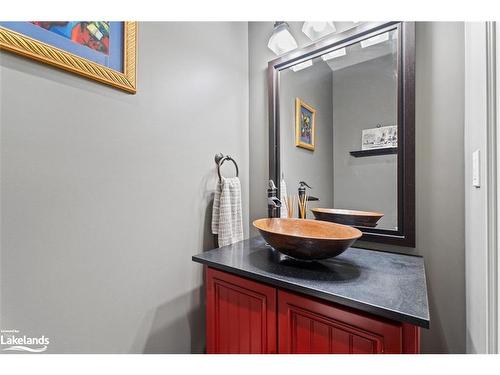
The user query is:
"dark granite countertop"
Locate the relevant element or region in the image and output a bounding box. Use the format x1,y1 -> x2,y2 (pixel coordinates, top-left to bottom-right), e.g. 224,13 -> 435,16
192,237 -> 429,328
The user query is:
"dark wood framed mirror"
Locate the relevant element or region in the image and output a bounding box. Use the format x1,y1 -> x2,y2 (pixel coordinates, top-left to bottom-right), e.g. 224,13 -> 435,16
268,22 -> 415,247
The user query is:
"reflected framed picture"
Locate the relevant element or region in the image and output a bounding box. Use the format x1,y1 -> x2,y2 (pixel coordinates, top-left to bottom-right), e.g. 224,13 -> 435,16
0,21 -> 137,93
361,125 -> 398,150
295,98 -> 316,151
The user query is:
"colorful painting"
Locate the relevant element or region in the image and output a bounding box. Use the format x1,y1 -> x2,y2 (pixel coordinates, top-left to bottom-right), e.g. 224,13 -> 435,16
295,98 -> 316,151
0,21 -> 137,93
31,22 -> 110,55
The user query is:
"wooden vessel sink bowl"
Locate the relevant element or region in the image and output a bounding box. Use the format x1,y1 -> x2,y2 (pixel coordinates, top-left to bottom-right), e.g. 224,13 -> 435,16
253,218 -> 362,260
311,208 -> 384,228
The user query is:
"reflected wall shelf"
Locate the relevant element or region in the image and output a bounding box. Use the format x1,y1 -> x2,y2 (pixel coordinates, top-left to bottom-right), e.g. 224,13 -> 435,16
349,147 -> 398,158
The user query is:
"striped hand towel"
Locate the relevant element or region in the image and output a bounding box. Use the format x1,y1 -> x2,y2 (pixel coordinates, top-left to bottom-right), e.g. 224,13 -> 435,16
211,176 -> 243,247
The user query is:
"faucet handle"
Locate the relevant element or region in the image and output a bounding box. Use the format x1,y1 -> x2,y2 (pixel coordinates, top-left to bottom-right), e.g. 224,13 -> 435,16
268,197 -> 282,208
299,181 -> 312,189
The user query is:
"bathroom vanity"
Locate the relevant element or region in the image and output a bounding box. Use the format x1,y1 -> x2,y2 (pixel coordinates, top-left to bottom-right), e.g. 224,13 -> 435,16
192,237 -> 429,354
193,21 -> 425,355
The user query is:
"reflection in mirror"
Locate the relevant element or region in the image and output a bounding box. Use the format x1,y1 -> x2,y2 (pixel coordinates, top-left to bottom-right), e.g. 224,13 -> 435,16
279,29 -> 398,231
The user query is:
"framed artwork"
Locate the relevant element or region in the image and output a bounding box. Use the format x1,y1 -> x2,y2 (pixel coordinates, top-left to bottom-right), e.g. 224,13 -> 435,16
0,21 -> 137,93
295,98 -> 316,151
361,125 -> 398,150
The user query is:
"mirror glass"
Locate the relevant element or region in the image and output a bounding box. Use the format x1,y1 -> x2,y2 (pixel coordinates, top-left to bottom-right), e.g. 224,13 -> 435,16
278,28 -> 399,230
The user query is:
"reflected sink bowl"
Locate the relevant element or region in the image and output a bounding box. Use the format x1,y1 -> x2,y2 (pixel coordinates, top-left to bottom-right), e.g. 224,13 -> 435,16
311,208 -> 384,228
253,218 -> 362,260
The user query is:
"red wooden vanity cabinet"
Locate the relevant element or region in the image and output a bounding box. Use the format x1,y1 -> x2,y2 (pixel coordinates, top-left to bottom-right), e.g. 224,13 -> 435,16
206,267 -> 277,353
206,267 -> 420,354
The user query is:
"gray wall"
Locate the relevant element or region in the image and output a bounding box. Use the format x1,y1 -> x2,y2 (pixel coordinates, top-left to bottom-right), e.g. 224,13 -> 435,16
412,22 -> 465,353
248,22 -> 465,353
332,55 -> 398,230
0,22 -> 249,353
279,60 -> 333,213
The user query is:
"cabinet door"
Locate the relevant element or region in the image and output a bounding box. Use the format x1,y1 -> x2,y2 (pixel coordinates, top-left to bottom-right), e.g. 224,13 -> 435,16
278,290 -> 410,354
206,267 -> 277,354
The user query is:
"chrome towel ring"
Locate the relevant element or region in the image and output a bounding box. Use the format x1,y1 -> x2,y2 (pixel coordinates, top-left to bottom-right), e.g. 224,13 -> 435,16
214,153 -> 239,181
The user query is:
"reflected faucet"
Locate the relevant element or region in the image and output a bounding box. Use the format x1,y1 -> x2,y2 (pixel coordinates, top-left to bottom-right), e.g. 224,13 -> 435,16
267,180 -> 282,218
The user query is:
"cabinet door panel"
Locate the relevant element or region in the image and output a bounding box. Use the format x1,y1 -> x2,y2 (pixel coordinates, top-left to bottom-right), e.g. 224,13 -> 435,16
206,267 -> 277,354
352,336 -> 376,354
310,320 -> 331,353
278,290 -> 403,354
332,328 -> 351,354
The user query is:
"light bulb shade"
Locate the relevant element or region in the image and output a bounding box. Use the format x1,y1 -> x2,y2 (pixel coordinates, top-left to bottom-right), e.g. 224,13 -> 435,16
291,60 -> 313,72
268,22 -> 298,55
302,22 -> 336,41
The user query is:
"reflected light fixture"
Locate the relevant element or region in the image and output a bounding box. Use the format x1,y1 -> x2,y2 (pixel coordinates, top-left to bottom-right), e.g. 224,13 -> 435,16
291,60 -> 313,72
360,32 -> 389,48
302,22 -> 336,41
268,22 -> 298,55
321,48 -> 347,61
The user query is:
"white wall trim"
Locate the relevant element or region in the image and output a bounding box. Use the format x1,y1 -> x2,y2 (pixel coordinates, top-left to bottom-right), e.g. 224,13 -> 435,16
495,21 -> 500,354
465,21 -> 499,354
486,21 -> 499,354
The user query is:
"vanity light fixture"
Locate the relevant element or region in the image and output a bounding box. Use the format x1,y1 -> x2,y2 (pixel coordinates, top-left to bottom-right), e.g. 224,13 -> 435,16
291,60 -> 313,72
321,48 -> 347,61
268,22 -> 298,55
302,22 -> 336,41
360,32 -> 389,48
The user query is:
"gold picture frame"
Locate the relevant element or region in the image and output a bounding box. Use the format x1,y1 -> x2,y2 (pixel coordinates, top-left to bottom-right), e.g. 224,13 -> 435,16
295,98 -> 316,150
0,22 -> 137,94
